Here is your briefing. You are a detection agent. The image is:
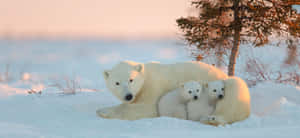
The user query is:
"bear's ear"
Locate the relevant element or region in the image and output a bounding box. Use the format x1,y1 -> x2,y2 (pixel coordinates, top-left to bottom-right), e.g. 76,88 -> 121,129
134,64 -> 144,72
180,83 -> 185,88
198,80 -> 205,85
103,70 -> 110,80
221,79 -> 226,85
204,83 -> 208,88
221,78 -> 226,82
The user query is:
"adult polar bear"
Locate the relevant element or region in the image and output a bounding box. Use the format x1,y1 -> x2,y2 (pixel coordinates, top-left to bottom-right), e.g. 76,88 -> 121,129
97,60 -> 228,120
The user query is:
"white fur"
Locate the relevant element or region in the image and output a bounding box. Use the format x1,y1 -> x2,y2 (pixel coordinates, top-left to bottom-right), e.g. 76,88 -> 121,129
207,80 -> 225,101
187,94 -> 214,121
158,81 -> 202,119
187,80 -> 224,121
206,77 -> 251,126
96,61 -> 228,120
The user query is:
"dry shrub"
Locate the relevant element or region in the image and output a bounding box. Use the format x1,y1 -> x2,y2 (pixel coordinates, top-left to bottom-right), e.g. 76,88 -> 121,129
276,72 -> 300,85
0,64 -> 13,82
27,89 -> 42,95
284,39 -> 300,66
49,76 -> 82,95
245,58 -> 300,87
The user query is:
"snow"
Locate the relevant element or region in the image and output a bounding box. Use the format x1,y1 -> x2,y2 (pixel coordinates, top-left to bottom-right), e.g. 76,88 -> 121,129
293,5 -> 300,13
0,38 -> 300,137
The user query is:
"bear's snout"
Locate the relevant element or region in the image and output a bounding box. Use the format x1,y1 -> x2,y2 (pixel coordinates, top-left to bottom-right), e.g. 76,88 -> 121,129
194,96 -> 198,100
218,95 -> 224,99
125,94 -> 133,101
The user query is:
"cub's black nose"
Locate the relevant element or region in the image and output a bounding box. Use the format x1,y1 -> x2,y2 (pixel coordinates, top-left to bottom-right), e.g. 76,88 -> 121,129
194,96 -> 198,100
218,95 -> 224,99
125,94 -> 133,101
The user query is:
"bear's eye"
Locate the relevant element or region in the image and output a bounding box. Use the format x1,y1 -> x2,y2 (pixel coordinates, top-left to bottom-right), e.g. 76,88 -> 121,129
221,88 -> 225,91
129,79 -> 133,83
188,90 -> 192,94
115,82 -> 120,86
213,89 -> 217,92
196,89 -> 199,92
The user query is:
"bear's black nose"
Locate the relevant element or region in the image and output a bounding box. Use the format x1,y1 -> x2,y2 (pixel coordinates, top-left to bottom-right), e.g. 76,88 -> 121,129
218,95 -> 224,99
125,94 -> 133,101
194,96 -> 198,100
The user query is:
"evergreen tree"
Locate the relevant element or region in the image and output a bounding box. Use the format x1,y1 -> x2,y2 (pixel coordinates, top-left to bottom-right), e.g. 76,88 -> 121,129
177,0 -> 300,76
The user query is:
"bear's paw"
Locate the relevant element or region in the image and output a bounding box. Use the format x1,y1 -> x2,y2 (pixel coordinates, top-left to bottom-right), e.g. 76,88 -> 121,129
96,107 -> 114,118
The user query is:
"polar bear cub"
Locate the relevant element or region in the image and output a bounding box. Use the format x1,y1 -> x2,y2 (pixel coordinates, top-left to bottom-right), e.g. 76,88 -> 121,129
187,80 -> 225,122
158,81 -> 203,120
207,80 -> 225,101
203,80 -> 225,123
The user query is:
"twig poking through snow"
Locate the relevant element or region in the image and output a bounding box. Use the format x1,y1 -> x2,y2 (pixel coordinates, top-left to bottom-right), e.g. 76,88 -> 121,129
49,76 -> 82,95
0,64 -> 13,82
27,89 -> 42,95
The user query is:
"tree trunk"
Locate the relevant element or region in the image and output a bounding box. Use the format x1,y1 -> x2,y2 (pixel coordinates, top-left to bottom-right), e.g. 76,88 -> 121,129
228,0 -> 241,76
228,30 -> 240,76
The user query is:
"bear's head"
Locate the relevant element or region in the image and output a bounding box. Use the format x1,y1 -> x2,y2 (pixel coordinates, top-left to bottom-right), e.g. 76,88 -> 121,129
206,80 -> 225,100
180,81 -> 203,102
103,61 -> 145,103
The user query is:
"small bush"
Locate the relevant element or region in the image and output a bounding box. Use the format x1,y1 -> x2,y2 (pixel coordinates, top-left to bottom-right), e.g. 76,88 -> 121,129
49,76 -> 82,95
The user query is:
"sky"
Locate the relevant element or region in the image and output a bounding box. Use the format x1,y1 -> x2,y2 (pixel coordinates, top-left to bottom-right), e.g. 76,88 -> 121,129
0,0 -> 192,38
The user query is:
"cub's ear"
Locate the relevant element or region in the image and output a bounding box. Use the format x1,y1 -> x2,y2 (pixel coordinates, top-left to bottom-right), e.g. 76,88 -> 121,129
221,79 -> 226,85
176,82 -> 184,88
135,64 -> 144,72
103,70 -> 110,80
198,80 -> 205,85
204,83 -> 208,88
180,83 -> 185,88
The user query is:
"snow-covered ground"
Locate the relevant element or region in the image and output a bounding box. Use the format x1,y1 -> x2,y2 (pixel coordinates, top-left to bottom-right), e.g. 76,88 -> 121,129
0,38 -> 299,138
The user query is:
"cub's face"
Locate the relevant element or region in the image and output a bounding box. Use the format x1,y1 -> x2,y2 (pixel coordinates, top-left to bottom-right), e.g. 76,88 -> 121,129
207,80 -> 225,100
180,81 -> 203,101
103,62 -> 145,103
